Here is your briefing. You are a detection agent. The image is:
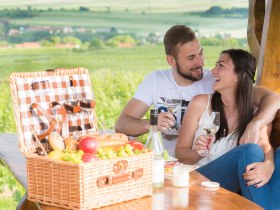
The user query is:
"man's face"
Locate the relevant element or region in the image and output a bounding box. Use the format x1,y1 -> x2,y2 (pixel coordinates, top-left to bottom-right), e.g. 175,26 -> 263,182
173,39 -> 204,81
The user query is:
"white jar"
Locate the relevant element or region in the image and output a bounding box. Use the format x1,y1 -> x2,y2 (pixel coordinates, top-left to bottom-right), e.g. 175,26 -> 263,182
172,164 -> 189,187
152,157 -> 164,189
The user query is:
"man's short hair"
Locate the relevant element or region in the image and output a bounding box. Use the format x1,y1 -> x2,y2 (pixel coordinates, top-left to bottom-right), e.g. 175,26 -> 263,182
164,25 -> 196,58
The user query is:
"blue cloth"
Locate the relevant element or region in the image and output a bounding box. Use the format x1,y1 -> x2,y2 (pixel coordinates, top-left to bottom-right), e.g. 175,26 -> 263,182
196,144 -> 280,210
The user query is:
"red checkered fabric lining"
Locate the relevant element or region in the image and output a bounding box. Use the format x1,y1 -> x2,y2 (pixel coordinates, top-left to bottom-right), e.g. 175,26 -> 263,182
12,69 -> 97,147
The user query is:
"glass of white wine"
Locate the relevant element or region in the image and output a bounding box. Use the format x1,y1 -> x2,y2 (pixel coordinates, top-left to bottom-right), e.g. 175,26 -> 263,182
166,88 -> 182,132
201,111 -> 220,156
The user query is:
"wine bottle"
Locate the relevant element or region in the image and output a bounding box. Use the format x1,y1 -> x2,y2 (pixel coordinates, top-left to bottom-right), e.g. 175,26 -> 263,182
145,108 -> 164,189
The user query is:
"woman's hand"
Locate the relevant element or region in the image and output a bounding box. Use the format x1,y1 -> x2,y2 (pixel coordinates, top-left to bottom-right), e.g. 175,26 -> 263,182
243,161 -> 274,188
193,134 -> 212,157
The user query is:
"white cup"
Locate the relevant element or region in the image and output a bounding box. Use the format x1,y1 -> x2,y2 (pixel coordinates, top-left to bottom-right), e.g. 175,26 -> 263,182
172,164 -> 189,187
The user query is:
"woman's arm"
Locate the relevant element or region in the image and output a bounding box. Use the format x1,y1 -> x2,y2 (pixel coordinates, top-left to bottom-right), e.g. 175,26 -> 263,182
243,124 -> 274,188
175,94 -> 208,165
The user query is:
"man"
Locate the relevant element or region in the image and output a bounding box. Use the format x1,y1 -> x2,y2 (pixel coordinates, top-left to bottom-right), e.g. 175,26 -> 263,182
115,25 -> 280,157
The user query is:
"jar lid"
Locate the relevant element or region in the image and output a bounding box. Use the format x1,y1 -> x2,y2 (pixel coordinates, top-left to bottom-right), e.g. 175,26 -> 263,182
201,181 -> 220,191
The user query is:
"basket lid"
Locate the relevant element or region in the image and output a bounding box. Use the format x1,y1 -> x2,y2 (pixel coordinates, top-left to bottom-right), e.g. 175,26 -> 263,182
9,68 -> 98,155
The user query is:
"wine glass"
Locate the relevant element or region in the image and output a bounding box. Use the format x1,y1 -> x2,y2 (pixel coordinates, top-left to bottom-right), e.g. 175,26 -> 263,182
201,111 -> 220,156
80,99 -> 96,133
166,88 -> 182,130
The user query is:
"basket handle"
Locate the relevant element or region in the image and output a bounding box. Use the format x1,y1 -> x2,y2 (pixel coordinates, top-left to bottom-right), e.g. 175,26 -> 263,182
35,119 -> 57,140
30,103 -> 61,140
97,168 -> 144,188
49,101 -> 69,138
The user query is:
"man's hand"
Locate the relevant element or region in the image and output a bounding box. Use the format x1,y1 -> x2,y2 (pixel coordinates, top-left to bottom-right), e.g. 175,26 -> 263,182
239,121 -> 261,144
157,111 -> 175,132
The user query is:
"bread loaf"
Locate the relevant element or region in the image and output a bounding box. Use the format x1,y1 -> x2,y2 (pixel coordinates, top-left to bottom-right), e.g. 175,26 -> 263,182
79,133 -> 129,149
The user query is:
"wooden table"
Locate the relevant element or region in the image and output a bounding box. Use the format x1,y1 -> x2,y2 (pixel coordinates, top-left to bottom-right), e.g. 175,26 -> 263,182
0,133 -> 263,210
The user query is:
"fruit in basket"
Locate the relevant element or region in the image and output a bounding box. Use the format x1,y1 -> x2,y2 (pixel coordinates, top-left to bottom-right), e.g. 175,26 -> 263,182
82,153 -> 96,163
117,147 -> 128,157
78,136 -> 98,154
64,137 -> 79,151
48,150 -> 63,161
48,131 -> 65,151
128,140 -> 144,152
62,150 -> 83,164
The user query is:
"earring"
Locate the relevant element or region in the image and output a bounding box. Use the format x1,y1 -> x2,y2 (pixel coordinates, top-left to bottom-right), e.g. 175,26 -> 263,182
235,79 -> 238,82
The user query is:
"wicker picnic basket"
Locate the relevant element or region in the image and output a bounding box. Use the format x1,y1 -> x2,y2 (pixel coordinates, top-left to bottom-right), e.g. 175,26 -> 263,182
9,68 -> 153,210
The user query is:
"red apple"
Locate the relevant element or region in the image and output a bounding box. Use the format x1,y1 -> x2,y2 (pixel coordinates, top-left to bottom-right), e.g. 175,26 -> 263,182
78,136 -> 98,154
128,140 -> 144,151
82,153 -> 96,163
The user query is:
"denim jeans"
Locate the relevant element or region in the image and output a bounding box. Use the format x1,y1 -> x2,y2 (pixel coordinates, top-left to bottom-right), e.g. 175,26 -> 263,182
196,143 -> 280,210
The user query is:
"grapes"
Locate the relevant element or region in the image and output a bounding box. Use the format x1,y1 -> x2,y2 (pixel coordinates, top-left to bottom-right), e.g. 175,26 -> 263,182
48,142 -> 149,163
61,150 -> 83,164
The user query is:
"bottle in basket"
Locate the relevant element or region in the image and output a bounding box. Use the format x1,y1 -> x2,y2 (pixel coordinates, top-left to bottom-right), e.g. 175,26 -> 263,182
145,108 -> 164,189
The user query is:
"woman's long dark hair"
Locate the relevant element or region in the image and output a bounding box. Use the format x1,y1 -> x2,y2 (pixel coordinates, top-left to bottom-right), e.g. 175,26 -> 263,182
211,49 -> 256,143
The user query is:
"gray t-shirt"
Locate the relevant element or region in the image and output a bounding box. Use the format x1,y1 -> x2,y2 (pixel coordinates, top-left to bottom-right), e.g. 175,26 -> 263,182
134,69 -> 214,157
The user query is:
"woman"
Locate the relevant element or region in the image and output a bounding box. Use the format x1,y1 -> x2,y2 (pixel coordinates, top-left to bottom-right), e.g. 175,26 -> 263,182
176,49 -> 280,210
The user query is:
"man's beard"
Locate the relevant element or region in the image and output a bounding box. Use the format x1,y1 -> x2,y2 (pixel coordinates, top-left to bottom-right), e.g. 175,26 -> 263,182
176,62 -> 203,82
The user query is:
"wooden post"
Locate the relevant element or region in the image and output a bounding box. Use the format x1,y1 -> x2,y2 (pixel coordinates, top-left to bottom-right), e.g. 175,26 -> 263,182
247,0 -> 265,63
249,0 -> 280,93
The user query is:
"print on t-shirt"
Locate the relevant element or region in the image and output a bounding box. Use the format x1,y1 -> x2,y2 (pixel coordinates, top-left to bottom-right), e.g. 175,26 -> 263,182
157,97 -> 189,135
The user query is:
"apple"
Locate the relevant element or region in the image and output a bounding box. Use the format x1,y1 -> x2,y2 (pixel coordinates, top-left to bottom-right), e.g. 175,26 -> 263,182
78,136 -> 98,154
82,153 -> 96,163
128,140 -> 144,152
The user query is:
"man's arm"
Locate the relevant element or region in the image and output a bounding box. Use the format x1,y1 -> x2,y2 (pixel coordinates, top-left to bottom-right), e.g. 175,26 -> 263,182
115,98 -> 150,137
115,98 -> 176,137
240,86 -> 280,144
243,124 -> 274,188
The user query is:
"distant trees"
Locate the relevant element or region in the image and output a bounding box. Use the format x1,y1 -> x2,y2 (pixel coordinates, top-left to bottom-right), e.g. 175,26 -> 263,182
107,35 -> 136,47
3,8 -> 36,18
89,38 -> 104,49
8,31 -> 50,43
203,6 -> 248,18
200,36 -> 246,47
79,7 -> 90,12
62,36 -> 81,45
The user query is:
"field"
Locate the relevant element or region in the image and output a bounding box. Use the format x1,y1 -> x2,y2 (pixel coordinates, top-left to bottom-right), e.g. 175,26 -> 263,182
0,0 -> 248,37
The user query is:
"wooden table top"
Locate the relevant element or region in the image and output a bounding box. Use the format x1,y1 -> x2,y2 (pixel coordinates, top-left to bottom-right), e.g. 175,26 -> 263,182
38,170 -> 262,210
0,133 -> 263,210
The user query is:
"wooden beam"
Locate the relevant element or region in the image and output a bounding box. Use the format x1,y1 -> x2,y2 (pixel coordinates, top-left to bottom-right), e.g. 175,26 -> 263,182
247,0 -> 265,62
255,0 -> 280,93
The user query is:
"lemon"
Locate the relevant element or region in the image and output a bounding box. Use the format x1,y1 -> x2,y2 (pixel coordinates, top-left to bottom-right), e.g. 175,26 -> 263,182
48,150 -> 63,161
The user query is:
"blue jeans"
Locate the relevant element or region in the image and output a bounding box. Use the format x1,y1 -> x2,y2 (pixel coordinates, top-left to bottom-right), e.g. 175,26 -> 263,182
196,143 -> 280,210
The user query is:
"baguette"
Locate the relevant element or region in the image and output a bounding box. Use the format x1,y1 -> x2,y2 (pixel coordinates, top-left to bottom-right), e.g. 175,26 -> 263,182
80,133 -> 129,149
97,139 -> 126,147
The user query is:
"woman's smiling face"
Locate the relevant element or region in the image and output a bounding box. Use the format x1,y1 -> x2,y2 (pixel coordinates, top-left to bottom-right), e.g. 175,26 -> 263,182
211,53 -> 238,92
